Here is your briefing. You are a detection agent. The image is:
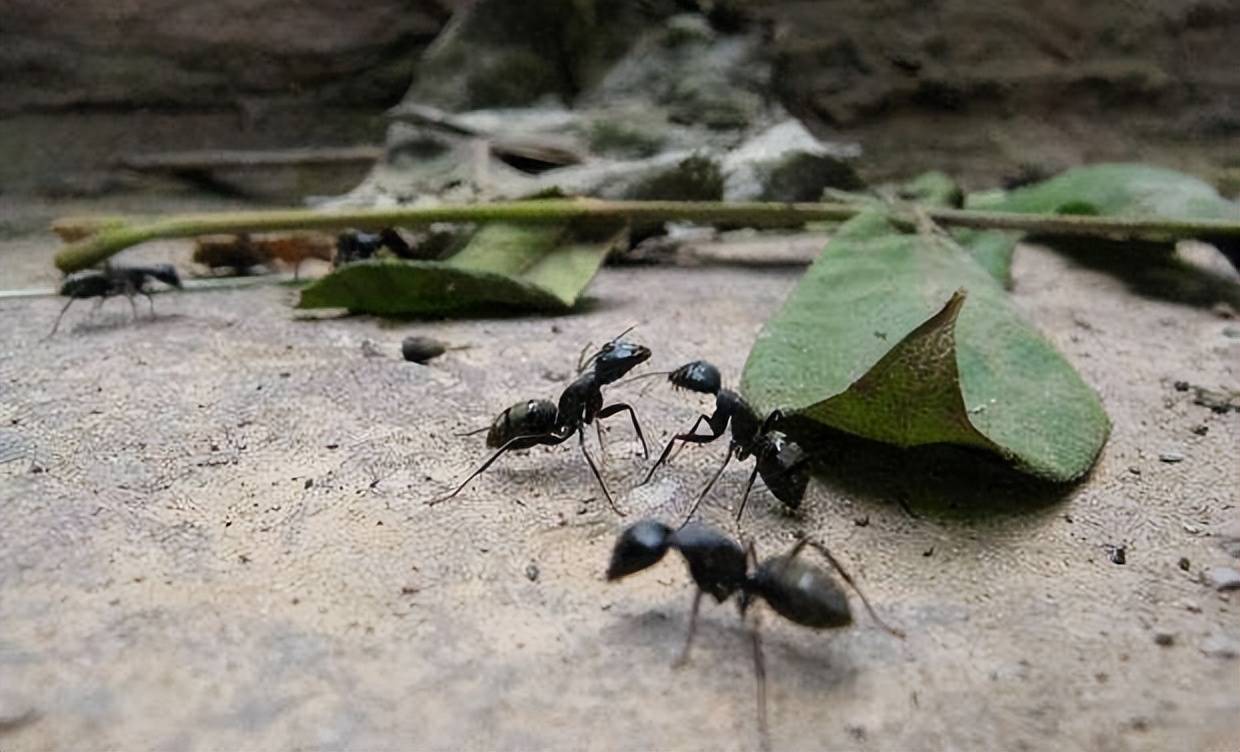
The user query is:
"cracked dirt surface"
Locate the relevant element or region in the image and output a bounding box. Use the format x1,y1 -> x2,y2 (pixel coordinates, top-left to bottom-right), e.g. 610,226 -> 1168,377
1,194 -> 1238,751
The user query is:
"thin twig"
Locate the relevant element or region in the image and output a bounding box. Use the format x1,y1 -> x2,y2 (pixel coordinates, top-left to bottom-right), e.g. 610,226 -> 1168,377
54,198 -> 1240,274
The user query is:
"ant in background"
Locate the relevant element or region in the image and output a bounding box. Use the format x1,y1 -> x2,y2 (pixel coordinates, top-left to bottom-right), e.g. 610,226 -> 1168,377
631,359 -> 811,524
49,264 -> 183,336
606,519 -> 904,750
429,331 -> 652,514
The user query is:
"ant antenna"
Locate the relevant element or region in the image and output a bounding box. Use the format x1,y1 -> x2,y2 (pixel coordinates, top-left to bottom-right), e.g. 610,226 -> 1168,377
611,369 -> 673,389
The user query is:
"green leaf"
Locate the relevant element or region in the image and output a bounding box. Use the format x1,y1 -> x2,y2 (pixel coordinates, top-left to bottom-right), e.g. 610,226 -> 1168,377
955,228 -> 1021,288
891,171 -> 1021,288
967,163 -> 1240,221
741,212 -> 1110,482
297,222 -> 621,316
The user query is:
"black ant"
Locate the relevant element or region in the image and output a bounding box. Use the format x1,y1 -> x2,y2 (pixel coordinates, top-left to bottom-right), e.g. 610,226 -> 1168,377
606,519 -> 904,750
49,264 -> 183,336
429,332 -> 652,514
335,228 -> 424,266
634,360 -> 810,524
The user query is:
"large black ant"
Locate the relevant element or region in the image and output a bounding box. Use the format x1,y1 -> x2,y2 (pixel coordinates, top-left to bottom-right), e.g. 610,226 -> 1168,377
428,332 -> 652,514
634,360 -> 811,524
606,519 -> 904,749
49,264 -> 183,336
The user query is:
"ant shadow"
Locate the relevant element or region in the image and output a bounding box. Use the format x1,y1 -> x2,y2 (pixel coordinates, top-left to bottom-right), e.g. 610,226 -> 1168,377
780,415 -> 1077,524
601,599 -> 859,694
61,311 -> 187,336
1034,237 -> 1240,310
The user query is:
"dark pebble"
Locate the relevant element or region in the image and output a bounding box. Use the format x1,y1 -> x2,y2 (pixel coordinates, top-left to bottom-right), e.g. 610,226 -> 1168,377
401,335 -> 449,364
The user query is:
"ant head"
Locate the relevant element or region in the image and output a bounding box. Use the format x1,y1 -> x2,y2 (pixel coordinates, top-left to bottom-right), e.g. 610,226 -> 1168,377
669,360 -> 721,395
606,520 -> 674,580
757,432 -> 810,509
751,553 -> 852,629
148,264 -> 183,288
593,340 -> 651,384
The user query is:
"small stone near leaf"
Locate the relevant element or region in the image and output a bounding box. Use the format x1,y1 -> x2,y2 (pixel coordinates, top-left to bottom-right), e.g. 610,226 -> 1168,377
1202,566 -> 1240,591
402,336 -> 449,364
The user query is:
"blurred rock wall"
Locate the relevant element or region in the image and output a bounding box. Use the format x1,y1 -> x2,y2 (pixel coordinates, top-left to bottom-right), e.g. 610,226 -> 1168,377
2,0 -> 1237,191
0,0 -> 452,113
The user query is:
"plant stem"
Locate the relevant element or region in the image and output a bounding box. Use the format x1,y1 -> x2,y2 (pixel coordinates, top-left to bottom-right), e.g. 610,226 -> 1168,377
54,198 -> 1240,273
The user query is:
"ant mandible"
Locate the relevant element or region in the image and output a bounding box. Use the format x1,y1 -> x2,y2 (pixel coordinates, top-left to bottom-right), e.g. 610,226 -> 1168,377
634,360 -> 811,524
606,519 -> 904,749
428,331 -> 652,514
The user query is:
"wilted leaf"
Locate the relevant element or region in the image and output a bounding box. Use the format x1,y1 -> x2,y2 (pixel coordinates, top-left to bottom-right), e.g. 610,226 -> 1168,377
967,163 -> 1240,220
297,222 -> 622,315
966,162 -> 1240,270
741,212 -> 1110,482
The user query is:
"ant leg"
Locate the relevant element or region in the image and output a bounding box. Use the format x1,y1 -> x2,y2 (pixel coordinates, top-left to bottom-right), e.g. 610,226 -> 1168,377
597,402 -> 649,458
577,429 -> 624,516
640,415 -> 712,485
748,608 -> 771,752
426,429 -> 572,506
794,539 -> 906,638
680,446 -> 734,527
734,461 -> 763,522
46,298 -> 77,337
125,292 -> 139,321
672,589 -> 704,668
141,290 -> 156,318
595,419 -> 608,469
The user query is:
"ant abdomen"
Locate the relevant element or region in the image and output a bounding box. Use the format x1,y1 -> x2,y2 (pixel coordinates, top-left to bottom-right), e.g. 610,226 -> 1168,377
751,554 -> 852,629
486,399 -> 558,448
669,360 -> 722,395
756,432 -> 810,510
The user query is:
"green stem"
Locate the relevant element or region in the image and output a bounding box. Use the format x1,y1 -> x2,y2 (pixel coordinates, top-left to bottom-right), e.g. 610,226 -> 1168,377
54,197 -> 1240,273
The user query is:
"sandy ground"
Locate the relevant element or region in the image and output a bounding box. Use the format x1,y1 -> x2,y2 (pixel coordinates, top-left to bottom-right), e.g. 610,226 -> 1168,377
1,194 -> 1238,752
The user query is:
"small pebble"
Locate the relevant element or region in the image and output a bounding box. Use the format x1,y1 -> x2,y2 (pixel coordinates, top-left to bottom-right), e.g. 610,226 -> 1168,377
1158,451 -> 1185,463
1199,634 -> 1239,660
1153,632 -> 1175,647
1202,566 -> 1240,591
401,335 -> 449,364
525,562 -> 540,582
854,515 -> 870,527
1190,424 -> 1208,436
1177,557 -> 1190,571
1173,380 -> 1190,392
360,339 -> 384,358
1109,545 -> 1127,565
